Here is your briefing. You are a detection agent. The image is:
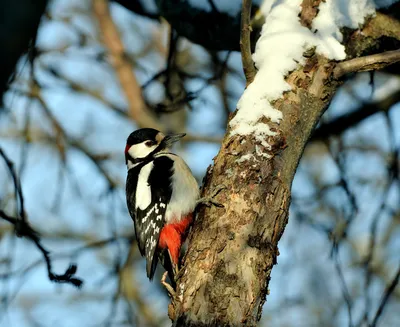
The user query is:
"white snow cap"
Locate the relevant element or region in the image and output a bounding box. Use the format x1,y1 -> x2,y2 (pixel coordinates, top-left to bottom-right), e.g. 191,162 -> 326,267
230,0 -> 393,150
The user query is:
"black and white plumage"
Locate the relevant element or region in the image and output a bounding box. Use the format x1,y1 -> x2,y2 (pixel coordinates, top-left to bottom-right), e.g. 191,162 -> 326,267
125,128 -> 199,281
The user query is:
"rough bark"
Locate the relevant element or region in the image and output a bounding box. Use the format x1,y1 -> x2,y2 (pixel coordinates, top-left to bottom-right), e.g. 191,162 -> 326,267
172,58 -> 338,327
171,8 -> 400,327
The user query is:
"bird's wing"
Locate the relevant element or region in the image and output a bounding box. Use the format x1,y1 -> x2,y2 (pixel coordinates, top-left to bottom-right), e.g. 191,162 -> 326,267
126,164 -> 147,256
136,155 -> 173,279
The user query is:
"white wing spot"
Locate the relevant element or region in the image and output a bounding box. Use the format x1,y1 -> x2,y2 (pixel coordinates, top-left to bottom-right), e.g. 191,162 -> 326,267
145,220 -> 157,234
141,205 -> 156,223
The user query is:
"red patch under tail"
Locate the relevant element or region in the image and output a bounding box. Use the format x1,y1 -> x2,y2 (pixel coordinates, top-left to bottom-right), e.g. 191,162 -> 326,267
158,214 -> 193,264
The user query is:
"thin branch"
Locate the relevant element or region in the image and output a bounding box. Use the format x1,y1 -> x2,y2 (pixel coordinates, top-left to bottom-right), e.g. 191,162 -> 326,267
164,25 -> 178,100
41,63 -> 129,119
0,148 -> 83,288
240,0 -> 256,86
92,0 -> 162,129
333,49 -> 400,79
208,0 -> 219,12
334,252 -> 354,327
0,147 -> 26,222
311,89 -> 400,141
370,264 -> 400,327
12,85 -> 118,189
117,243 -> 161,327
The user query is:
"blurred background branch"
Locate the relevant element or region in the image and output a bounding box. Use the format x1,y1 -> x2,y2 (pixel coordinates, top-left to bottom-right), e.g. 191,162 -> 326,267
92,0 -> 161,129
0,147 -> 83,288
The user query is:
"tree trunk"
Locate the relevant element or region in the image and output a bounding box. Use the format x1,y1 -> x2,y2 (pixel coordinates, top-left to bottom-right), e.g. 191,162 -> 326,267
171,6 -> 400,327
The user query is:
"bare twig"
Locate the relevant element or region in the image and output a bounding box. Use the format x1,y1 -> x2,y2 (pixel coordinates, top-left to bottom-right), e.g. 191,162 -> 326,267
360,177 -> 392,326
208,0 -> 218,12
311,89 -> 400,141
334,250 -> 354,327
92,0 -> 161,129
12,84 -> 118,189
370,264 -> 400,327
0,147 -> 26,222
240,0 -> 256,86
41,63 -> 129,119
164,26 -> 178,100
333,49 -> 400,79
0,147 -> 83,288
118,243 -> 160,327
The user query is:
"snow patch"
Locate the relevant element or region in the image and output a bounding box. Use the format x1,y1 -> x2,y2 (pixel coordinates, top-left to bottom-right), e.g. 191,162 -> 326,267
256,145 -> 271,159
313,0 -> 375,60
230,0 -> 382,151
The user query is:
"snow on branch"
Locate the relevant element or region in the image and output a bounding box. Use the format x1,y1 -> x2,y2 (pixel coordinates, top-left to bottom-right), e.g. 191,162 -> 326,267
230,0 -> 396,150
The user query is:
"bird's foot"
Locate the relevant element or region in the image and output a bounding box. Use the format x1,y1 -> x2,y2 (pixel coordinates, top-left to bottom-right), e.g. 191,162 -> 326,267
161,271 -> 176,298
196,184 -> 226,208
162,271 -> 180,321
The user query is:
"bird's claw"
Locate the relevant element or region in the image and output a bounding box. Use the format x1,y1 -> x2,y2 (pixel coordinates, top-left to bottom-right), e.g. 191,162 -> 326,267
161,271 -> 176,298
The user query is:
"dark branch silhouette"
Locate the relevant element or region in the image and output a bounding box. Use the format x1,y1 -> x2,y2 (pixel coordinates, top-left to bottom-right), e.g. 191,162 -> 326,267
0,147 -> 83,288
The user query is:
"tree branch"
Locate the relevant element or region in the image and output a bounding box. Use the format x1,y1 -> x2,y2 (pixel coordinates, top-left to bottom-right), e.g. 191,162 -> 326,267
370,264 -> 400,327
92,0 -> 162,129
0,147 -> 83,288
0,146 -> 26,222
333,49 -> 400,79
240,0 -> 256,86
312,89 -> 400,141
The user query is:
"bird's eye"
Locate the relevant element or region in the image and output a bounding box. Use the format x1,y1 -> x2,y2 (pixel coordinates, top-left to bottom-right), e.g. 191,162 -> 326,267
145,141 -> 154,147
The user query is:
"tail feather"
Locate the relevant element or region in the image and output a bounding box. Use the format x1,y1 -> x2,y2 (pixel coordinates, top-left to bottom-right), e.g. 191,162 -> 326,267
146,253 -> 159,280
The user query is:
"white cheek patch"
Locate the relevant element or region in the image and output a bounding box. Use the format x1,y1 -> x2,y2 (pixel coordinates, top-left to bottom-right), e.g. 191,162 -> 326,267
128,142 -> 157,159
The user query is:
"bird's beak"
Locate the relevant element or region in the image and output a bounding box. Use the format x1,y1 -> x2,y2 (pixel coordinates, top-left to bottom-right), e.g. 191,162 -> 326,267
162,133 -> 186,147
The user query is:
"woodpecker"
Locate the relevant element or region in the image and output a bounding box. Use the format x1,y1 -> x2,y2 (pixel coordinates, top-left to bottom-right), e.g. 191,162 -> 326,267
125,128 -> 199,283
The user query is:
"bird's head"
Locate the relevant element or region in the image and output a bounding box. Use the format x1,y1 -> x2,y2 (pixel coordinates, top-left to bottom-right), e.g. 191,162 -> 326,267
125,128 -> 185,168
